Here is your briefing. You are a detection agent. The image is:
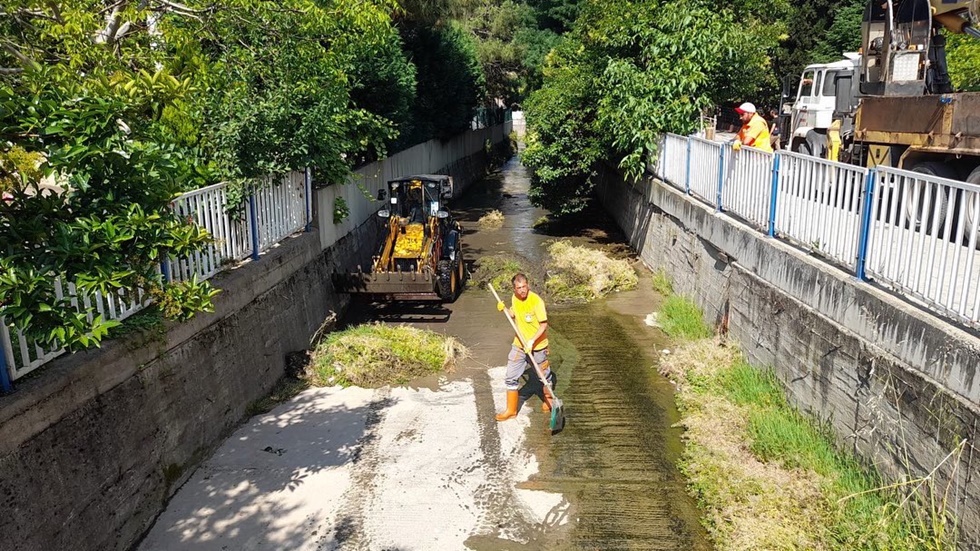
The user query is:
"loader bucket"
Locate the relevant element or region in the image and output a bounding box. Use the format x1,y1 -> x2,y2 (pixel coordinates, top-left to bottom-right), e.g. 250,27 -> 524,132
331,270 -> 439,300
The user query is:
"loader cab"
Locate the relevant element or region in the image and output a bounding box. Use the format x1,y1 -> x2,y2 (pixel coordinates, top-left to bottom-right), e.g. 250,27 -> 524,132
379,175 -> 454,222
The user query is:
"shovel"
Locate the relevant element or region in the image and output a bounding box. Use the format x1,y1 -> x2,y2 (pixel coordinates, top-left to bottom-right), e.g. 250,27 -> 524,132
489,284 -> 566,434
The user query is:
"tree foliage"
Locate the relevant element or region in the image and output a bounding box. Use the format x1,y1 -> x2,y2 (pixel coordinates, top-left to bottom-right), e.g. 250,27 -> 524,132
394,21 -> 486,147
946,33 -> 980,92
810,0 -> 864,63
0,0 -> 468,351
523,0 -> 786,215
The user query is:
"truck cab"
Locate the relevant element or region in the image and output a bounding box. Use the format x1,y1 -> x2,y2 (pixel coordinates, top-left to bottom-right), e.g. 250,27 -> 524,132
787,56 -> 860,156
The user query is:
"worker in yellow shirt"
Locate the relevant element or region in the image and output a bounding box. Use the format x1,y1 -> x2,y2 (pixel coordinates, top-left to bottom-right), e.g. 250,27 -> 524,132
733,102 -> 773,153
494,273 -> 555,421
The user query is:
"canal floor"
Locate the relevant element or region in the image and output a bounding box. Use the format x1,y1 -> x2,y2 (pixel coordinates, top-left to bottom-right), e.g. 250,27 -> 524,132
138,153 -> 711,550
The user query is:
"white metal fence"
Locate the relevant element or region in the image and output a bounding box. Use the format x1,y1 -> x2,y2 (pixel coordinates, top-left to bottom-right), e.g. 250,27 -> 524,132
653,134 -> 980,331
688,137 -> 724,204
1,169 -> 311,386
662,134 -> 690,190
1,280 -> 145,382
775,152 -> 867,270
723,146 -> 773,230
865,166 -> 980,325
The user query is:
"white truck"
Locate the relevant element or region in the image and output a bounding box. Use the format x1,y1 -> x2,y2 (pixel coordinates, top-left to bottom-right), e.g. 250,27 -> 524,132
785,0 -> 980,183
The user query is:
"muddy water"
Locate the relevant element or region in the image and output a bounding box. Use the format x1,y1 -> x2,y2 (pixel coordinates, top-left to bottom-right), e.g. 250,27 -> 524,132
343,154 -> 711,550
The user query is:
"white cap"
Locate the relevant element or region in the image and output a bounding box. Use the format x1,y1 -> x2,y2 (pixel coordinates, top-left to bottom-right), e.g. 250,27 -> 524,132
735,102 -> 756,115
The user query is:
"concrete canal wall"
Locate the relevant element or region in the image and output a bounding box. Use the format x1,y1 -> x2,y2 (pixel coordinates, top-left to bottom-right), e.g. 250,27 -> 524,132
0,127 -> 510,551
597,169 -> 980,547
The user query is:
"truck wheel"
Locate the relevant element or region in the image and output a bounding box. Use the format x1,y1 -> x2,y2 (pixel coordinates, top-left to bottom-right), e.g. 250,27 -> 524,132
792,140 -> 811,156
962,166 -> 980,247
437,260 -> 458,302
456,245 -> 466,285
907,162 -> 953,234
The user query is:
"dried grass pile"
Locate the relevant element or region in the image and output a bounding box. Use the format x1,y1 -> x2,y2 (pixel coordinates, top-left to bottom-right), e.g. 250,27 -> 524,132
478,209 -> 505,229
545,240 -> 637,301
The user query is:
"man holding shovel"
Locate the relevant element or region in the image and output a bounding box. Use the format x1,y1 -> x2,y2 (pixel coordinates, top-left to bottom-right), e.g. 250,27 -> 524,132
494,273 -> 555,421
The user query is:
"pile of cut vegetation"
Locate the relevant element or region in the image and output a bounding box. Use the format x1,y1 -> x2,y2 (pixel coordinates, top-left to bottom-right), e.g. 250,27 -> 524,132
469,253 -> 534,293
309,323 -> 466,388
545,240 -> 637,302
477,209 -> 505,230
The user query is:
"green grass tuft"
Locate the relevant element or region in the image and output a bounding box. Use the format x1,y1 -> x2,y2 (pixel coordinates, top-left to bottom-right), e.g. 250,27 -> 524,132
478,209 -> 505,230
658,295 -> 712,340
651,268 -> 673,296
309,323 -> 465,388
470,254 -> 528,294
717,360 -> 786,409
683,350 -> 957,551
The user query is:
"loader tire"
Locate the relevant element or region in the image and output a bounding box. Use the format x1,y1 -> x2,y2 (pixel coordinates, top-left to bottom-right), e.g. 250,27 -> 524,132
437,260 -> 458,302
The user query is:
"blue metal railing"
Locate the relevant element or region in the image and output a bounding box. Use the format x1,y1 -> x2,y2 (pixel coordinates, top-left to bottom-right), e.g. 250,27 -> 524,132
653,134 -> 980,330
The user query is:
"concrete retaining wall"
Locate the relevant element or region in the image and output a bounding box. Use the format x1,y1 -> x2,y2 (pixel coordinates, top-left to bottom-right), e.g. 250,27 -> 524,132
596,169 -> 980,548
0,134 -> 504,551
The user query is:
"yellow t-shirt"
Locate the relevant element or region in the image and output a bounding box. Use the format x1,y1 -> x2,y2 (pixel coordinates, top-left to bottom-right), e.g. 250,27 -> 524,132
737,113 -> 773,153
511,291 -> 548,350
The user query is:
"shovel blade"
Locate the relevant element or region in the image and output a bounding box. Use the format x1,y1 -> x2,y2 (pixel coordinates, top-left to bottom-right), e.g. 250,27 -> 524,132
549,401 -> 566,435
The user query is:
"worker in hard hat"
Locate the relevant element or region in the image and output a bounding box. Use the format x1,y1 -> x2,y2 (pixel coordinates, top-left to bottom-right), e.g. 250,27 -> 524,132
733,102 -> 773,153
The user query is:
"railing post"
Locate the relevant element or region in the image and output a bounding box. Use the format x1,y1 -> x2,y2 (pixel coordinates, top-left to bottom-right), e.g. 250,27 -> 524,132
304,167 -> 313,233
161,258 -> 172,284
660,136 -> 667,181
0,340 -> 12,394
768,153 -> 781,237
248,193 -> 261,261
685,137 -> 692,195
716,144 -> 726,212
855,169 -> 876,280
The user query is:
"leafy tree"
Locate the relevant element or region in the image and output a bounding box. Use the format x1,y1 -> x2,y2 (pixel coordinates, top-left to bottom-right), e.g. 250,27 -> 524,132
525,0 -> 580,32
0,0 -> 417,350
811,0 -> 864,63
523,0 -> 786,214
186,0 -> 410,184
457,0 -> 537,105
522,39 -> 603,215
395,22 -> 485,147
1,2 -> 218,348
946,33 -> 980,91
770,0 -> 859,103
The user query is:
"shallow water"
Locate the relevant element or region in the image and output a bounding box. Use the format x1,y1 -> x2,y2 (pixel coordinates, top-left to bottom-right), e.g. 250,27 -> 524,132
343,154 -> 711,550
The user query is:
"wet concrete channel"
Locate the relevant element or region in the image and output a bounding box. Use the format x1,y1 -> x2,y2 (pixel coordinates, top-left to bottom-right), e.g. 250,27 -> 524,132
346,154 -> 712,550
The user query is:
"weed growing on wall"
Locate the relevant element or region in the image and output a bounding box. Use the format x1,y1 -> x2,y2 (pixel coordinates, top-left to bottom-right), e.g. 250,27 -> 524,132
651,268 -> 673,296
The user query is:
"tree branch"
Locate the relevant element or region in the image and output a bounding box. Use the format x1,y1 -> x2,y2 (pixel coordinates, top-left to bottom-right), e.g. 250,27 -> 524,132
1,39 -> 37,69
150,0 -> 209,15
45,1 -> 64,24
95,0 -> 128,44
